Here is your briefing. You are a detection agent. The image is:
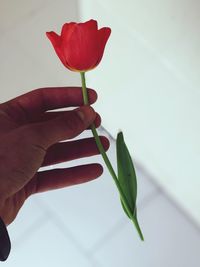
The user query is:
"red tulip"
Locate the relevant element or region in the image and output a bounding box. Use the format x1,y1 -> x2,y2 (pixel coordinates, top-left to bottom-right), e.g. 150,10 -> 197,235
46,19 -> 111,72
46,19 -> 143,240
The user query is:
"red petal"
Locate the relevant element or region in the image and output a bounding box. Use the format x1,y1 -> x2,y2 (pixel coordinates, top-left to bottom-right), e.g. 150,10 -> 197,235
46,31 -> 61,46
62,22 -> 100,71
47,20 -> 111,72
81,19 -> 98,31
46,31 -> 67,67
95,27 -> 111,66
61,22 -> 77,41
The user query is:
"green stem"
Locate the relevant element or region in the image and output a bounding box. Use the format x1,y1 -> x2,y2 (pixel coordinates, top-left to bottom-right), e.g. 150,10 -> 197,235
80,72 -> 144,241
132,217 -> 144,241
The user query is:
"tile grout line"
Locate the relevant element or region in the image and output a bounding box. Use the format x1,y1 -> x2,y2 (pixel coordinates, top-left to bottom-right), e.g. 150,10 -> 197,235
88,188 -> 161,255
88,217 -> 128,255
133,158 -> 200,237
35,197 -> 102,266
11,212 -> 50,251
89,185 -> 200,257
139,182 -> 200,238
159,188 -> 200,237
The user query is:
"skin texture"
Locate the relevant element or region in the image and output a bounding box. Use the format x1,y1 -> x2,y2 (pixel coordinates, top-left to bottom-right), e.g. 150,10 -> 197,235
0,87 -> 109,225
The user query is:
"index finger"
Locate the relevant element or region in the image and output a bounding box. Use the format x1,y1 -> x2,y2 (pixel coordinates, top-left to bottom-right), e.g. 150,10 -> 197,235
1,87 -> 97,122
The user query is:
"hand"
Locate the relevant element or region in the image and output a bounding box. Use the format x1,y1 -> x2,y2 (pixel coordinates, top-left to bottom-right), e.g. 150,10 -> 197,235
0,87 -> 109,225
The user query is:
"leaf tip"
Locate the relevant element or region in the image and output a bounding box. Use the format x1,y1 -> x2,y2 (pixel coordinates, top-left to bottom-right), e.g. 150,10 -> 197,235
117,130 -> 124,140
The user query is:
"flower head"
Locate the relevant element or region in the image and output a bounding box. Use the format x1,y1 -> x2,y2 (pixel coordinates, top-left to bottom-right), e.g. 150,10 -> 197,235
46,19 -> 111,72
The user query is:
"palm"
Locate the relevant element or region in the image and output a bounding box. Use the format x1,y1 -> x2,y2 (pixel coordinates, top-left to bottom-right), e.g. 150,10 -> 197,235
0,88 -> 108,225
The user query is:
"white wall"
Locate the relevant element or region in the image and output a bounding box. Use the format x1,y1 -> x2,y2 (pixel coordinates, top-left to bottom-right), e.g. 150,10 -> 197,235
78,0 -> 200,224
0,0 -> 80,102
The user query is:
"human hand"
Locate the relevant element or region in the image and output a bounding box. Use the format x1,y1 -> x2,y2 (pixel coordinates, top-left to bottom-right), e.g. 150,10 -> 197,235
0,87 -> 109,225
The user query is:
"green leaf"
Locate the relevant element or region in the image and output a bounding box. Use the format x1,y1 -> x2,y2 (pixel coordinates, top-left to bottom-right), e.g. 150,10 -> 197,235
116,131 -> 137,216
120,198 -> 131,218
116,131 -> 144,240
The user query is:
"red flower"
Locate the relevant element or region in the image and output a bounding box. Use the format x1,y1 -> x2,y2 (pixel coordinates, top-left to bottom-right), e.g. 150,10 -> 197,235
46,19 -> 111,72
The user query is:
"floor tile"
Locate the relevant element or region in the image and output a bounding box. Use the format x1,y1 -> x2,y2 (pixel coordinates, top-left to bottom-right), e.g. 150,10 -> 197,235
7,196 -> 47,247
4,220 -> 93,267
94,193 -> 200,267
36,128 -> 158,251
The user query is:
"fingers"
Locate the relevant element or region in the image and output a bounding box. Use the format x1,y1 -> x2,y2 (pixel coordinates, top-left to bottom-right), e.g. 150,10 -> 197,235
1,87 -> 97,123
42,136 -> 110,167
30,111 -> 101,128
18,106 -> 96,149
31,164 -> 103,193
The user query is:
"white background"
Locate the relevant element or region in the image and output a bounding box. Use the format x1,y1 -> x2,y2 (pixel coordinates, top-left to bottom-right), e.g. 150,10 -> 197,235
0,0 -> 200,266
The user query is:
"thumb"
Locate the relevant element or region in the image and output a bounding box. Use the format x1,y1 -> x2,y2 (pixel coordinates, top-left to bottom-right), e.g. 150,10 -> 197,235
21,106 -> 96,148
